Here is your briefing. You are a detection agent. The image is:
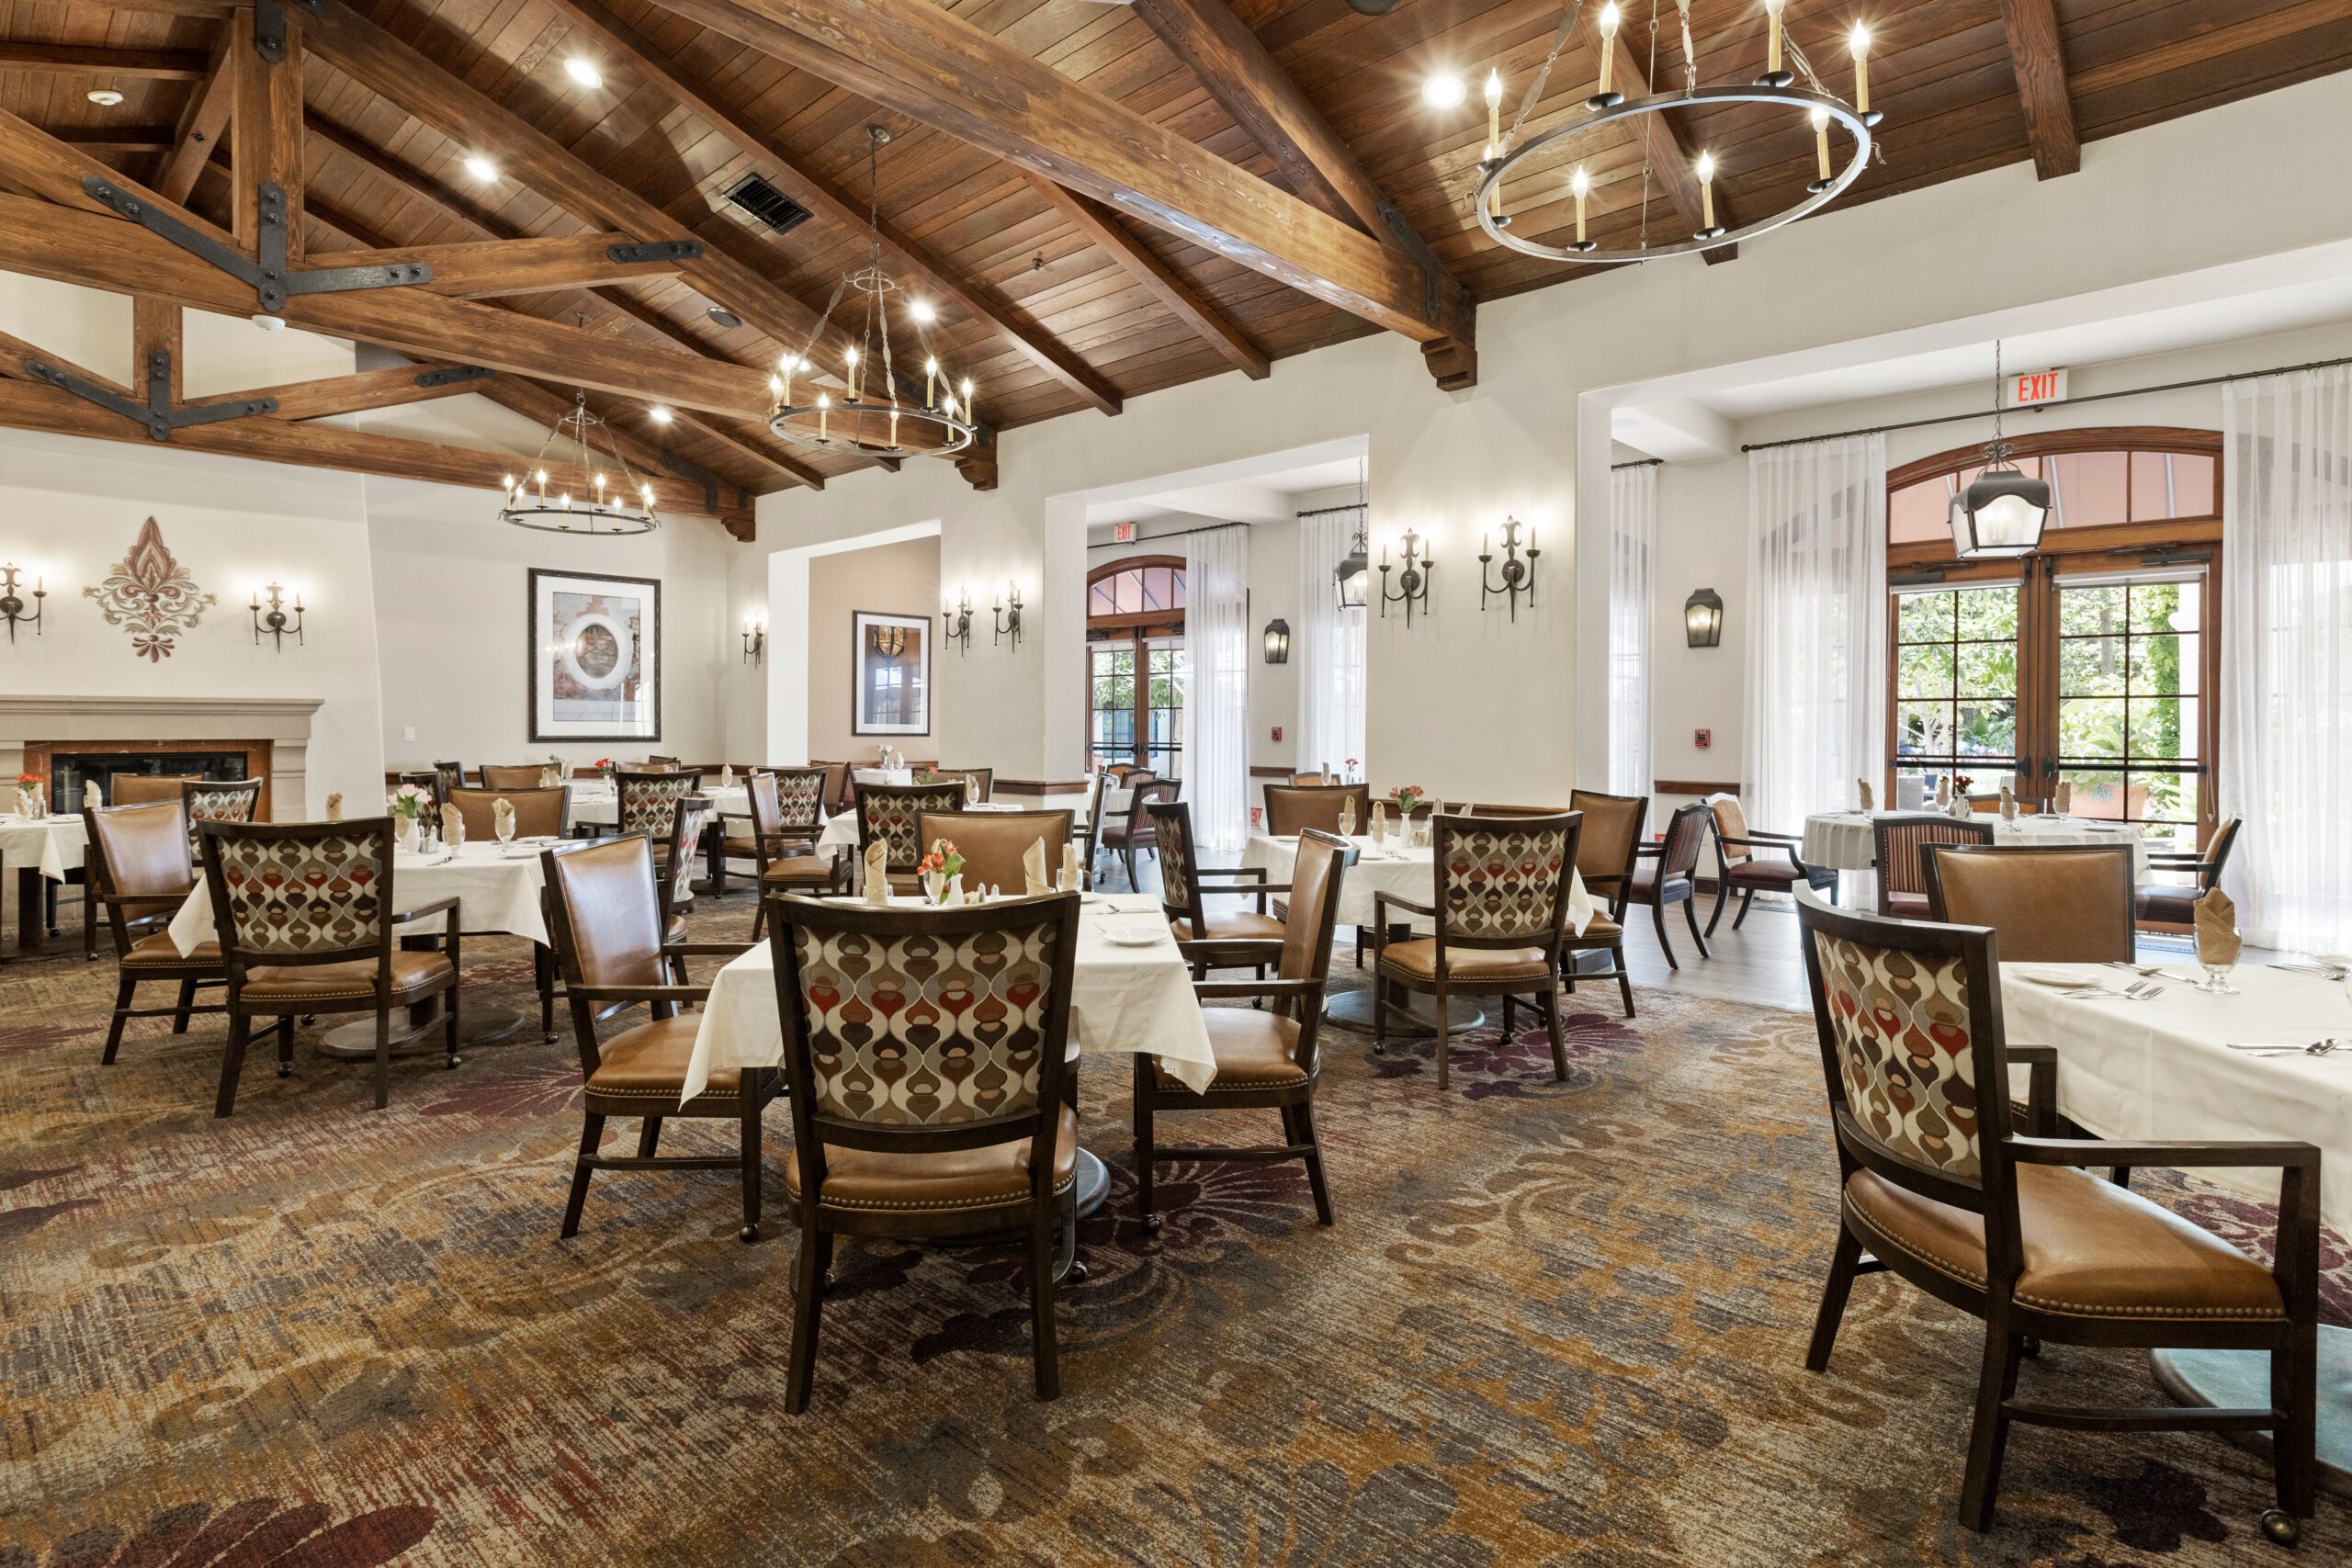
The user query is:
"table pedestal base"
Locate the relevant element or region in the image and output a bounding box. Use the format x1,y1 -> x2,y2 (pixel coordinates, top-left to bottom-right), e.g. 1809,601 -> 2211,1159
2151,1326 -> 2352,1498
318,1002 -> 526,1058
1323,987 -> 1486,1038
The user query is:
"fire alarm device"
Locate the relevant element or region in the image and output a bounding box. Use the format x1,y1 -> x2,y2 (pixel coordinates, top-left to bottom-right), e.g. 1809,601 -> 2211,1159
1694,728 -> 1712,750
1272,725 -> 1283,741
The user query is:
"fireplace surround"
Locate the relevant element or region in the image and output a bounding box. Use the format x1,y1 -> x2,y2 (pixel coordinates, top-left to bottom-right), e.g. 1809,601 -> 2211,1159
0,696 -> 324,820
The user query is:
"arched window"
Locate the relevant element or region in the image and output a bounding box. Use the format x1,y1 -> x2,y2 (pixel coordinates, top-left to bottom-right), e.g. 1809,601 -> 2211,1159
1883,428 -> 2222,850
1086,556 -> 1187,775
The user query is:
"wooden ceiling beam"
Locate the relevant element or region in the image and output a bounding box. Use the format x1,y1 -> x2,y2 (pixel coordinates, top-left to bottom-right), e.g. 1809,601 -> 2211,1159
1611,36 -> 1736,266
1023,175 -> 1267,381
230,0 -> 305,262
1999,0 -> 2083,180
208,363 -> 487,422
0,41 -> 208,79
305,235 -> 692,299
55,126 -> 176,152
540,0 -> 1121,417
132,296 -> 181,403
159,28 -> 236,204
648,0 -> 1475,369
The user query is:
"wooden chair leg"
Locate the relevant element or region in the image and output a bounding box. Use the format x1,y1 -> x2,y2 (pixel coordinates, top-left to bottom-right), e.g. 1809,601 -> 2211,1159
1028,1204 -> 1062,1401
171,976 -> 197,1034
1735,886 -> 1758,930
2275,1319 -> 2318,1523
214,1012 -> 250,1118
372,1009 -> 391,1110
1133,1056 -> 1159,1230
1682,892 -> 1711,958
1955,1319 -> 2022,1531
536,945 -> 557,1041
785,1218 -> 826,1414
1294,1100 -> 1335,1225
1804,1226 -> 1864,1371
637,1117 -> 663,1158
1612,945 -> 1636,1018
1433,984 -> 1452,1090
1371,972 -> 1388,1056
1705,880 -> 1733,937
1651,897 -> 1679,970
82,878 -> 96,961
1500,994 -> 1515,1036
561,1113 -> 605,1237
102,975 -> 136,1064
739,1083 -> 763,1244
276,1014 -> 295,1077
1539,984 -> 1566,1081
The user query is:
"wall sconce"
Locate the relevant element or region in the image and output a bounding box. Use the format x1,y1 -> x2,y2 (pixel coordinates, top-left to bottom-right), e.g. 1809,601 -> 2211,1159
1377,529 -> 1433,625
1684,587 -> 1724,648
1478,516 -> 1540,621
1262,617 -> 1290,663
741,613 -> 766,666
993,581 -> 1022,649
0,564 -> 44,642
249,581 -> 303,650
942,588 -> 973,654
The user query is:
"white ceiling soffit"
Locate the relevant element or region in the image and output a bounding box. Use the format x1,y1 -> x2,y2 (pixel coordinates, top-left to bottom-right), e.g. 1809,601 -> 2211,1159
1074,444 -> 1370,528
1610,397 -> 1736,461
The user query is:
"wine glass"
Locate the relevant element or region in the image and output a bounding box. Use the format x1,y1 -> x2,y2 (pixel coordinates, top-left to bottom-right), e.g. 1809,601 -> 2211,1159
496,809 -> 516,849
2195,927 -> 2240,995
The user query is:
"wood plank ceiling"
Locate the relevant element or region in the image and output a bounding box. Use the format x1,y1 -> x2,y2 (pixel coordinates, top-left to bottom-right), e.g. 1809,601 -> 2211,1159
0,0 -> 2346,513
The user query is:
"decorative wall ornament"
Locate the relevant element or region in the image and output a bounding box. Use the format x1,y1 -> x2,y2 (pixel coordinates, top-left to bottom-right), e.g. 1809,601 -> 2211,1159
528,569 -> 662,743
85,517 -> 216,661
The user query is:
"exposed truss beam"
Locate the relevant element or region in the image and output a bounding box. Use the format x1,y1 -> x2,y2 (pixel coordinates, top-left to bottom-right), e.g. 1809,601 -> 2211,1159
1023,175 -> 1266,381
230,0 -> 305,262
649,0 -> 1474,369
1999,0 -> 2082,180
132,295 -> 182,403
157,28 -> 234,203
305,235 -> 695,298
0,41 -> 208,78
56,127 -> 175,152
226,363 -> 491,422
539,0 -> 1121,417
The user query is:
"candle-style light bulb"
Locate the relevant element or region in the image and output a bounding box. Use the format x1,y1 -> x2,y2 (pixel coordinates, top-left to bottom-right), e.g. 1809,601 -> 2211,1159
780,356 -> 792,405
961,377 -> 976,423
817,390 -> 831,442
1696,151 -> 1717,231
1596,3 -> 1621,99
1850,22 -> 1871,114
1811,104 -> 1832,184
1764,0 -> 1786,79
1571,164 -> 1589,243
1484,68 -> 1502,149
843,344 -> 860,400
924,355 -> 939,407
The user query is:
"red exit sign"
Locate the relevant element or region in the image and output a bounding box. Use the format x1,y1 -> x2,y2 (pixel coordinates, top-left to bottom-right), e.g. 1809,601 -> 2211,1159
1111,522 -> 1137,543
2009,368 -> 2067,406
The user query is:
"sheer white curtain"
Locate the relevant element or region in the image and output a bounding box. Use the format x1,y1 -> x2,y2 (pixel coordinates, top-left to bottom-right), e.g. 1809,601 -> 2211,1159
1743,434 -> 1888,831
1297,509 -> 1366,780
1182,525 -> 1250,856
1608,465 -> 1657,796
2219,365 -> 2352,950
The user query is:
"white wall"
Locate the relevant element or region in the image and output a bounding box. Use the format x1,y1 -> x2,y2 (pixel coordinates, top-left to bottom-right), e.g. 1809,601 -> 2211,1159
803,534 -> 940,763
742,74 -> 2352,807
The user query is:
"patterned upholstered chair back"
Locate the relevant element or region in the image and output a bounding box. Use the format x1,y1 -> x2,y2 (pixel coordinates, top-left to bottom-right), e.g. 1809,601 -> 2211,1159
858,781 -> 969,874
920,810 -> 1073,895
397,770 -> 444,808
1871,814 -> 1993,909
660,796 -> 712,920
1262,783 -> 1370,838
1796,888 -> 2006,1200
768,895 -> 1081,1152
767,768 -> 829,830
616,768 -> 701,840
1706,794 -> 1752,865
200,818 -> 391,963
433,761 -> 467,800
183,778 -> 263,855
1432,811 -> 1580,947
1120,779 -> 1178,849
1144,799 -> 1200,913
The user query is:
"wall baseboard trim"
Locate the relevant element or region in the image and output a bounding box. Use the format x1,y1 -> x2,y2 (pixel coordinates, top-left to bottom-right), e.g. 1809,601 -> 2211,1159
1654,778 -> 1738,797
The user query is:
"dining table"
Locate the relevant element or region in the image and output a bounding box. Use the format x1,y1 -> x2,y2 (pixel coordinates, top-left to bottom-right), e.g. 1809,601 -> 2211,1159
567,781 -> 752,829
2000,958 -> 2352,1493
1802,809 -> 2154,907
1239,832 -> 1597,1038
0,812 -> 88,955
167,838 -> 560,1052
681,890 -> 1216,1217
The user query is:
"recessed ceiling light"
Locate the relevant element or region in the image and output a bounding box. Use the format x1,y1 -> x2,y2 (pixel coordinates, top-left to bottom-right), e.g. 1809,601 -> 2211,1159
563,57 -> 603,89
647,406 -> 673,425
1421,73 -> 1465,108
908,299 -> 936,324
462,154 -> 498,183
706,306 -> 744,330
85,88 -> 124,107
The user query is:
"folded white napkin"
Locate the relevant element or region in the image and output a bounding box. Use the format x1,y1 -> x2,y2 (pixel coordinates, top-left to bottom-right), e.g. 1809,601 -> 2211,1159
538,768 -> 558,787
720,763 -> 736,788
1935,775 -> 1951,807
1060,841 -> 1084,893
325,792 -> 344,822
1339,796 -> 1357,836
2052,780 -> 2073,815
1023,838 -> 1050,896
1370,800 -> 1388,843
492,797 -> 516,840
439,802 -> 465,848
1998,784 -> 2017,822
864,840 -> 890,906
83,781 -> 101,812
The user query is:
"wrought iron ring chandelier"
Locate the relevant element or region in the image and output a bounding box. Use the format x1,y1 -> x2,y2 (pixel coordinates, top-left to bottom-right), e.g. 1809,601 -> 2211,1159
767,126 -> 977,459
499,388 -> 660,535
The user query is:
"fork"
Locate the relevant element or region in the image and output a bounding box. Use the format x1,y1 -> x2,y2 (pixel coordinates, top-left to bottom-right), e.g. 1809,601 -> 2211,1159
2228,1039 -> 2346,1057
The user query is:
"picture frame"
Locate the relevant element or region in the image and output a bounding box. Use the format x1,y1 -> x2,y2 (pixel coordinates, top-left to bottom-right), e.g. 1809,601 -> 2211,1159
528,569 -> 661,742
851,609 -> 932,737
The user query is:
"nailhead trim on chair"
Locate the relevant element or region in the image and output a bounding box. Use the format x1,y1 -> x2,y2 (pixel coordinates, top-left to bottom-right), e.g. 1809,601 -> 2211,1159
804,1172 -> 1078,1213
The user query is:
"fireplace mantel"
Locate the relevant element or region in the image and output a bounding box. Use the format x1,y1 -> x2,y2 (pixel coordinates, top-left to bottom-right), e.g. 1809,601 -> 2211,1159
0,696 -> 325,820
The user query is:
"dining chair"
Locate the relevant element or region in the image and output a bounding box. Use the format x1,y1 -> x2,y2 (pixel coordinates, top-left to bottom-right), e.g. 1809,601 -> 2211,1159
1871,813 -> 1994,918
1566,788 -> 1646,918
1466,803 -> 1570,815
1261,782 -> 1371,838
1289,771 -> 1329,785
1102,777 -> 1179,892
198,818 -> 461,1115
658,796 -> 714,983
1702,793 -> 1822,934
764,891 -> 1085,1408
397,769 -> 445,808
541,835 -> 775,1244
432,761 -> 468,799
1627,802 -> 1713,969
2135,817 -> 2241,931
808,760 -> 854,815
938,766 -> 993,803
1372,810 -> 1581,1090
616,767 -> 703,874
110,773 -> 198,807
184,777 -> 263,836
854,779 -> 968,895
729,771 -> 840,937
1923,843 -> 2138,963
85,801 -> 225,1065
917,807 -> 1074,895
1105,761 -> 1147,784
1071,769 -> 1113,873
478,763 -> 548,791
445,784 -> 570,842
1793,888 -> 2317,1541
644,755 -> 683,772
1136,828 -> 1353,1231
1145,800 -> 1283,981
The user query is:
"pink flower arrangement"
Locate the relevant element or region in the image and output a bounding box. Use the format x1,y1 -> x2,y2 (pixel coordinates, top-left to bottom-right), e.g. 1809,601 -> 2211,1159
388,783 -> 431,820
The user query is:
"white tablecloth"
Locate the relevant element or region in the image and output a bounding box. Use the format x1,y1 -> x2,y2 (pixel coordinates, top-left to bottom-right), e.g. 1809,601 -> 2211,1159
0,814 -> 87,880
569,784 -> 752,828
2000,962 -> 2352,1232
1239,834 -> 1596,936
1802,811 -> 2154,880
852,767 -> 914,788
168,840 -> 555,953
681,891 -> 1216,1099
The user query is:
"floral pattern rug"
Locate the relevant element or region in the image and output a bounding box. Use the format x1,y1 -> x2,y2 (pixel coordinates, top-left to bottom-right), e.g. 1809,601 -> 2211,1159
2,906 -> 2344,1565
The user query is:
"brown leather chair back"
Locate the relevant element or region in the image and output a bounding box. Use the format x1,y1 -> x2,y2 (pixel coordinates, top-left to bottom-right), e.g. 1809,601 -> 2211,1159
112,773 -> 198,807
85,801 -> 195,953
1871,814 -> 1994,910
1432,810 -> 1580,952
1279,829 -> 1351,985
1657,801 -> 1712,883
1263,782 -> 1370,837
939,767 -> 992,803
856,780 -> 969,874
1924,844 -> 2137,963
542,835 -> 667,996
1567,789 -> 1646,900
199,818 -> 393,970
808,761 -> 853,813
447,785 -> 568,841
644,756 -> 683,773
1290,771 -> 1329,785
1708,795 -> 1753,865
616,767 -> 701,840
479,764 -> 548,790
919,809 -> 1072,893
2199,817 -> 2243,890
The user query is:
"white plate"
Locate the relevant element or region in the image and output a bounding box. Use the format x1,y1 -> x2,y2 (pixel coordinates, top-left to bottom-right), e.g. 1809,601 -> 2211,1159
1097,925 -> 1165,947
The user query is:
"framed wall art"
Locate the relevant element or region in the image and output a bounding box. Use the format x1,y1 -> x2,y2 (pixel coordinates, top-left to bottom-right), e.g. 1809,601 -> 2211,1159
851,610 -> 931,737
528,569 -> 660,742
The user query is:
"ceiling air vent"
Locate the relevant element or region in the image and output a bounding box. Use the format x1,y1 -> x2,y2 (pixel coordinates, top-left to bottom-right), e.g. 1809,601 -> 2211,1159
723,175 -> 811,235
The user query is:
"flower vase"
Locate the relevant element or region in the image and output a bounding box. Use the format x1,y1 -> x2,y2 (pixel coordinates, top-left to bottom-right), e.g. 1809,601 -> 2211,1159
397,816 -> 422,854
923,869 -> 947,904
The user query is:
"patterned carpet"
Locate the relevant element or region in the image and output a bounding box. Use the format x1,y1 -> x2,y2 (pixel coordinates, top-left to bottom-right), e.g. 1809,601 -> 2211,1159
2,897 -> 2346,1566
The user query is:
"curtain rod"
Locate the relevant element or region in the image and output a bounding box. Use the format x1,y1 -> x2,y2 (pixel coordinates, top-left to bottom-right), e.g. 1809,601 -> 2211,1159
1611,457 -> 1665,469
1294,502 -> 1366,519
1737,352 -> 2352,455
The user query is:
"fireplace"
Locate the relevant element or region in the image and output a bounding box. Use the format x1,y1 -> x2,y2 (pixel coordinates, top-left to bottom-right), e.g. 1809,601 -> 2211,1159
51,750 -> 255,809
0,696 -> 322,821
